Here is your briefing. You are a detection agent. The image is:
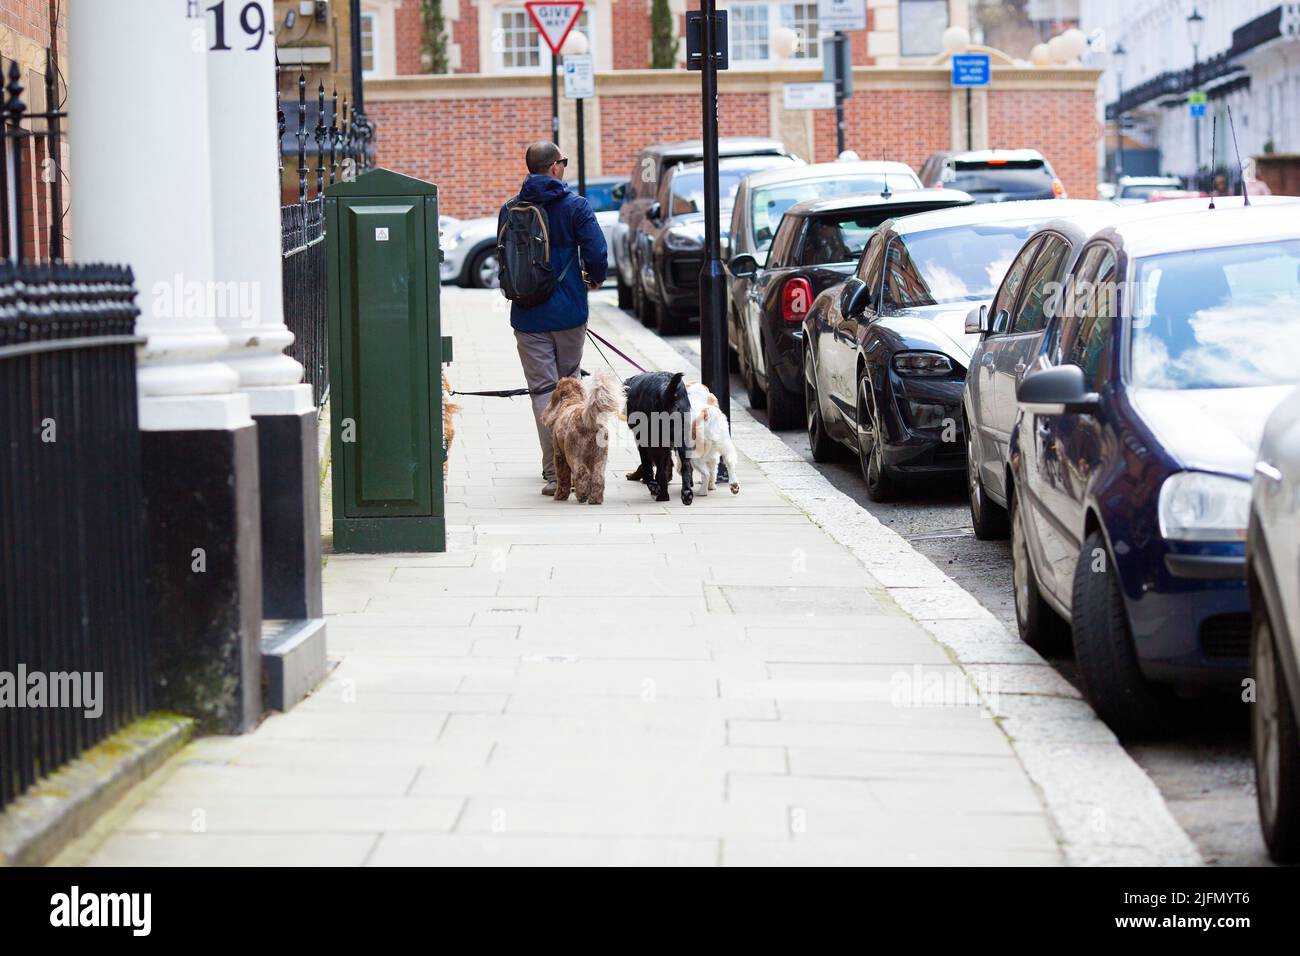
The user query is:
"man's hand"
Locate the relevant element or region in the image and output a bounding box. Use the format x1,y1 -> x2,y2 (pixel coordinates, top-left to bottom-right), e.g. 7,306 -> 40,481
586,280 -> 601,289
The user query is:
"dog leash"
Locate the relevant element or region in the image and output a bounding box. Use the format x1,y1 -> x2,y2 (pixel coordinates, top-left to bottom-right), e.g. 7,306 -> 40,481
450,327 -> 648,400
586,327 -> 647,374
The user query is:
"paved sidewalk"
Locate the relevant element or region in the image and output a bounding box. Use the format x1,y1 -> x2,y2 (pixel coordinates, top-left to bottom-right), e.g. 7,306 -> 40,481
76,287 -> 1184,866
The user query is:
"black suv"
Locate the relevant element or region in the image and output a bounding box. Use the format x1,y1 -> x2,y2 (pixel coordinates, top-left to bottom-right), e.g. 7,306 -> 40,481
919,149 -> 1066,203
610,138 -> 791,310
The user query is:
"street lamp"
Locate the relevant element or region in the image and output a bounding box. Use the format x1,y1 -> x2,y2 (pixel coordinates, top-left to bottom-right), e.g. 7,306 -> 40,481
1113,41 -> 1126,179
561,30 -> 590,196
1187,6 -> 1205,183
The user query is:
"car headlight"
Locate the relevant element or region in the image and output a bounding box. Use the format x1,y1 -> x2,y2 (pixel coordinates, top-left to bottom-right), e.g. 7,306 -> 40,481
442,232 -> 463,253
1157,471 -> 1250,542
893,351 -> 953,376
664,228 -> 705,252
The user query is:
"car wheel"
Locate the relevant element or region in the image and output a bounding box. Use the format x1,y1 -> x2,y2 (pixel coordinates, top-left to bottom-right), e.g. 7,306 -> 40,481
966,422 -> 1009,540
616,269 -> 633,309
805,348 -> 839,462
1071,529 -> 1177,740
655,297 -> 689,336
634,274 -> 654,327
742,336 -> 766,410
1009,485 -> 1071,656
1252,597 -> 1300,862
468,246 -> 500,289
855,371 -> 898,502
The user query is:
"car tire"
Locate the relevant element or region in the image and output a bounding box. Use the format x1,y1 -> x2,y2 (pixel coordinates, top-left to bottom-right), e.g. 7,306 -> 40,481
742,336 -> 766,410
634,274 -> 655,327
966,421 -> 1009,540
856,371 -> 898,502
655,298 -> 690,336
468,246 -> 500,289
766,351 -> 803,431
616,269 -> 633,309
805,348 -> 839,463
1009,485 -> 1071,656
1071,529 -> 1177,740
1252,596 -> 1300,863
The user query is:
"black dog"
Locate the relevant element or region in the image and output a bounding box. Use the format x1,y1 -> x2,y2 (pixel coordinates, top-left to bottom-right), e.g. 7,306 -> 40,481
624,371 -> 693,505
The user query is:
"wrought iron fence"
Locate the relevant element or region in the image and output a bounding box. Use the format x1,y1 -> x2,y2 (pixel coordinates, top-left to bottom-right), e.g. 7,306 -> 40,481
0,51 -> 68,263
276,69 -> 375,408
0,263 -> 149,812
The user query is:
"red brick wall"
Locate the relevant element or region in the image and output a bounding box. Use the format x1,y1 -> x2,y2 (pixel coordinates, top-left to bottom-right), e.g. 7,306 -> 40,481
614,0 -> 651,70
599,91 -> 770,178
814,88 -> 949,168
987,88 -> 1097,201
371,97 -> 550,217
395,0 -> 424,74
453,0 -> 480,73
0,0 -> 59,47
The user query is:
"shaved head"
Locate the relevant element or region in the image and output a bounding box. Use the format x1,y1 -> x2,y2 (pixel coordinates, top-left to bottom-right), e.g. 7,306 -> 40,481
526,141 -> 563,174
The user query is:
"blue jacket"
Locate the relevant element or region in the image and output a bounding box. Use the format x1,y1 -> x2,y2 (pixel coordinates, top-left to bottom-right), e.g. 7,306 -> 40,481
499,174 -> 607,333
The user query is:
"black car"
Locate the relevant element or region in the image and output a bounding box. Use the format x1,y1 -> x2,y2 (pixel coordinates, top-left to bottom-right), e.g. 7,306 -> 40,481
610,137 -> 792,310
630,154 -> 798,335
727,188 -> 971,430
802,200 -> 1100,501
919,149 -> 1067,203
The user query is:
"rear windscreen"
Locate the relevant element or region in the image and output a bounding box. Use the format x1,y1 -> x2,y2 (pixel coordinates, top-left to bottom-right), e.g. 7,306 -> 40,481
944,160 -> 1053,194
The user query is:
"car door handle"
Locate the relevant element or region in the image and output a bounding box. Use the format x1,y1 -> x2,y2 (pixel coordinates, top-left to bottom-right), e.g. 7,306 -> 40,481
1256,461 -> 1283,483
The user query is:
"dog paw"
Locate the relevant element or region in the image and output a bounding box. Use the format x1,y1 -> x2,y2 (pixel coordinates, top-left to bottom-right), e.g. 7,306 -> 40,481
588,496 -> 603,505
576,494 -> 588,504
730,483 -> 740,495
681,487 -> 694,506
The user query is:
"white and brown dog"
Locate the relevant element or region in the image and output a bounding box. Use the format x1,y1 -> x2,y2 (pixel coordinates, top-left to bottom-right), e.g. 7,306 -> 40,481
686,382 -> 739,496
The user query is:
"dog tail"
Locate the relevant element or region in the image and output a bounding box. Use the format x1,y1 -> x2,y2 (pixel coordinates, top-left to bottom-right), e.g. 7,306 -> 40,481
584,368 -> 623,429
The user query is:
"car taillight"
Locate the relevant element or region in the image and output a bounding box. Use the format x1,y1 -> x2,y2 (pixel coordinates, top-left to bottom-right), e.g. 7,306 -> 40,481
1052,178 -> 1066,198
782,277 -> 813,323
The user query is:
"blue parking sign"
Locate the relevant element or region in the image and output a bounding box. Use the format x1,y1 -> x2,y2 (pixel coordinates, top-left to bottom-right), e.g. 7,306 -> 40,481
952,53 -> 991,87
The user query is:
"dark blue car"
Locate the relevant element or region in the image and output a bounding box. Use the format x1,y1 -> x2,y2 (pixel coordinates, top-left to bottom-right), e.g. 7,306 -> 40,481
1008,202 -> 1300,738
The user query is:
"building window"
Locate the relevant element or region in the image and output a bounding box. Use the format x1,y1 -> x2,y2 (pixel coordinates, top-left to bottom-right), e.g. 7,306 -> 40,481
495,8 -> 595,73
729,2 -> 820,64
899,0 -> 948,57
360,11 -> 377,75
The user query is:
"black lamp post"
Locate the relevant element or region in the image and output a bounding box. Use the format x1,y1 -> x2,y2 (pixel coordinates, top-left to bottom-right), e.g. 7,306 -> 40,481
1187,7 -> 1205,184
698,0 -> 728,423
1113,41 -> 1126,179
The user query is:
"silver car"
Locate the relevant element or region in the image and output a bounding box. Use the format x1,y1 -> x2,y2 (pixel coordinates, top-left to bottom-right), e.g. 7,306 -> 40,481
1248,384 -> 1300,863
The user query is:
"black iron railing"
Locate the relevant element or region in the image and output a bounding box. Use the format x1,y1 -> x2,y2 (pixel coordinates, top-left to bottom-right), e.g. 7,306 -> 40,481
0,263 -> 148,812
0,51 -> 68,263
282,198 -> 328,407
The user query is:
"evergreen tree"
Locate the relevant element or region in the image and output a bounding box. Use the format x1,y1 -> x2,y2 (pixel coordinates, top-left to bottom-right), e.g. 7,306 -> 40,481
422,0 -> 450,74
650,0 -> 677,69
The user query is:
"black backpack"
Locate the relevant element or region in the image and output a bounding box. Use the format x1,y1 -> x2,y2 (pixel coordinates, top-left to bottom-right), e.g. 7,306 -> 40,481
497,198 -> 574,307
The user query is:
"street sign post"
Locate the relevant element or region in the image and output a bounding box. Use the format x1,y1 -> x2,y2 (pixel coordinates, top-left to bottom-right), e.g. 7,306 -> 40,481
950,53 -> 991,151
817,0 -> 866,31
783,81 -> 836,111
563,53 -> 594,195
525,1 -> 584,144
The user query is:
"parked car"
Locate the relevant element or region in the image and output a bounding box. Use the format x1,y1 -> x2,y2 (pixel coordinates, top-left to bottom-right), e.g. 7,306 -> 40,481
1112,175 -> 1184,205
440,178 -> 622,289
630,153 -> 799,334
727,182 -> 969,430
919,149 -> 1066,203
1247,386 -> 1300,863
802,200 -> 1099,501
1009,203 -> 1300,738
610,137 -> 794,309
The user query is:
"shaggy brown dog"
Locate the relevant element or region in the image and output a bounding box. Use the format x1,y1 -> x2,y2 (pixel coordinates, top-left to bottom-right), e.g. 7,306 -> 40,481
540,369 -> 623,504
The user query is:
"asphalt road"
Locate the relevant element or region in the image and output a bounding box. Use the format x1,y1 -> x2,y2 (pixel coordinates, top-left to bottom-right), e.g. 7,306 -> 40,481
619,294 -> 1271,867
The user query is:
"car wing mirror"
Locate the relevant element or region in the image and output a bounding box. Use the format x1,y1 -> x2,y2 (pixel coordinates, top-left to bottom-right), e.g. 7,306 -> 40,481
728,253 -> 759,278
840,278 -> 868,317
612,182 -> 627,201
1017,364 -> 1100,416
965,304 -> 989,334
647,201 -> 662,222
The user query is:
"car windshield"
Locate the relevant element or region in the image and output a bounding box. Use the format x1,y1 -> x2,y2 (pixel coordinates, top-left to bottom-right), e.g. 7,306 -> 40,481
670,157 -> 794,217
750,173 -> 921,251
1129,239 -> 1300,390
1119,183 -> 1179,201
942,159 -> 1053,194
887,222 -> 1036,305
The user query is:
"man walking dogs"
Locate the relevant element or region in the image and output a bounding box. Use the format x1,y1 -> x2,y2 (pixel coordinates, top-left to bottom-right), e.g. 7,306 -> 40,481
498,141 -> 608,495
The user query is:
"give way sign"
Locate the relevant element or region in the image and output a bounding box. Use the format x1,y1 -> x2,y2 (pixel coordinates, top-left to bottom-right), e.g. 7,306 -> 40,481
525,2 -> 584,54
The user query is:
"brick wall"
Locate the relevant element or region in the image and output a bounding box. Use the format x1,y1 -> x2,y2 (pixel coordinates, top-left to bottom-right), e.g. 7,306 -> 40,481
987,88 -> 1097,201
813,88 -> 949,168
0,0 -> 59,47
453,0 -> 480,73
599,91 -> 770,178
613,0 -> 651,70
395,0 -> 424,74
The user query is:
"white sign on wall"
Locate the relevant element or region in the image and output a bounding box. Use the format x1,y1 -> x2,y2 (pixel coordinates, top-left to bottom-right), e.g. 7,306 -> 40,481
783,82 -> 836,110
817,0 -> 866,33
563,54 -> 594,98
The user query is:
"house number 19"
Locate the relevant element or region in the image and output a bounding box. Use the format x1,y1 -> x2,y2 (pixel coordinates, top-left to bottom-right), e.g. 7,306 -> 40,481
207,0 -> 267,51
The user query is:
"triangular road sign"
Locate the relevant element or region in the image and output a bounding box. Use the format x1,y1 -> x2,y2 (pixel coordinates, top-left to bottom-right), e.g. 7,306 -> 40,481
525,1 -> 584,55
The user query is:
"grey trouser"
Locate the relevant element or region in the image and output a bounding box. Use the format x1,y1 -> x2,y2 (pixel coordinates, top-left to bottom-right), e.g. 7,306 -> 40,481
514,324 -> 587,480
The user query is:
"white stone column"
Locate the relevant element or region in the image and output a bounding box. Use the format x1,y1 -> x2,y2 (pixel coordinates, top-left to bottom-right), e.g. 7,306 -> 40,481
69,0 -> 250,432
206,0 -> 313,418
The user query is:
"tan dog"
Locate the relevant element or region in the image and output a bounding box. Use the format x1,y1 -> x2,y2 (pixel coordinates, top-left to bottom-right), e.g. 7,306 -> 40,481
442,371 -> 461,482
540,369 -> 623,505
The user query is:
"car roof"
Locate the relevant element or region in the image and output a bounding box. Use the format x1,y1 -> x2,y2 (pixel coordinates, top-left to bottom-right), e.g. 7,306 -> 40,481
786,188 -> 972,218
673,155 -> 800,175
740,160 -> 919,191
643,137 -> 787,159
947,148 -> 1048,164
1101,199 -> 1300,259
1117,175 -> 1181,185
888,198 -> 1104,235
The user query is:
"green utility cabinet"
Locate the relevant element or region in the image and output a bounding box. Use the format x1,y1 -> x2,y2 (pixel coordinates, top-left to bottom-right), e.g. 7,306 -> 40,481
326,168 -> 451,552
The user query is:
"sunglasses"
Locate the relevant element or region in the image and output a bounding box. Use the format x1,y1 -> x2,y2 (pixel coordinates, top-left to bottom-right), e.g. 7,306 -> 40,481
555,157 -> 569,168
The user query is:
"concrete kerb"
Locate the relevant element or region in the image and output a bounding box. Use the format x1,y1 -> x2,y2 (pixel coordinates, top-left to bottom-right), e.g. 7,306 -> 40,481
587,297 -> 1202,867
